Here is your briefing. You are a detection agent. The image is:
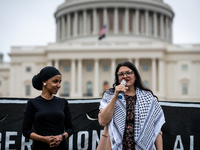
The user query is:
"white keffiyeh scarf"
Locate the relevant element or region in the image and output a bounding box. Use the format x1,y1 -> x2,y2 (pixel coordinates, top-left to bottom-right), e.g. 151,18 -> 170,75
99,88 -> 165,150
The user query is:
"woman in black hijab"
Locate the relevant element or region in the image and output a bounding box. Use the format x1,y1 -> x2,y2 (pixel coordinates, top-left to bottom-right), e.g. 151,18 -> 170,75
22,66 -> 73,150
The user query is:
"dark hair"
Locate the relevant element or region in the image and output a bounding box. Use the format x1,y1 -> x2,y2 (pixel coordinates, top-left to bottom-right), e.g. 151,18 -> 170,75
32,66 -> 61,90
112,61 -> 157,98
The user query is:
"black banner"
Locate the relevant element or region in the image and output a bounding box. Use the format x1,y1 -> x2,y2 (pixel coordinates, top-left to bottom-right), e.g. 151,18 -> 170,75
0,99 -> 200,150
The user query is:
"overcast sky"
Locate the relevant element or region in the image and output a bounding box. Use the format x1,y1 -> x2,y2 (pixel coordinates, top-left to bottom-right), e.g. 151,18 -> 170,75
0,0 -> 200,62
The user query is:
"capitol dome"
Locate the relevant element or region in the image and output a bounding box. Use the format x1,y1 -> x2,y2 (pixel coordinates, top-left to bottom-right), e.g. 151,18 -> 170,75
54,0 -> 174,43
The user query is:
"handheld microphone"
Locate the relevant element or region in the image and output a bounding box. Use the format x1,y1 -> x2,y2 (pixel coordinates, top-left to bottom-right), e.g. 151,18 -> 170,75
118,79 -> 127,99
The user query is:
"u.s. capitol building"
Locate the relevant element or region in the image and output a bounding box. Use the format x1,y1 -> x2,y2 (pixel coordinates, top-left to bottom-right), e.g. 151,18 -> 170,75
0,0 -> 200,102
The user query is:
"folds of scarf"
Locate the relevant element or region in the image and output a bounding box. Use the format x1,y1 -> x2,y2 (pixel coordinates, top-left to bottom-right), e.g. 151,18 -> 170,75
99,88 -> 165,150
100,90 -> 126,150
134,88 -> 165,150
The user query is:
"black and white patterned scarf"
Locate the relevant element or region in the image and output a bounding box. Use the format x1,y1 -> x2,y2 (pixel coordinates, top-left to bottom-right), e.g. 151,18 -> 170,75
99,88 -> 165,150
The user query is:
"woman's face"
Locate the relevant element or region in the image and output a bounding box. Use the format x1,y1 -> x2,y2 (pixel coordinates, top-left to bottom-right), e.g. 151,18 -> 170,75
44,75 -> 62,95
117,66 -> 136,87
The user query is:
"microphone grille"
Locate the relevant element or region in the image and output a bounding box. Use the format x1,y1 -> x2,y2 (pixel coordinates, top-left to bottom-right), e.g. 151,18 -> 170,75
121,79 -> 126,86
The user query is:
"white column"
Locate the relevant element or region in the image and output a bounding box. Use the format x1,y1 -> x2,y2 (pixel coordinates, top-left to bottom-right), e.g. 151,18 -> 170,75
170,18 -> 173,42
54,59 -> 60,96
83,10 -> 87,35
124,8 -> 129,34
153,12 -> 157,37
158,59 -> 165,98
54,59 -> 59,69
61,16 -> 65,40
152,58 -> 157,92
87,13 -> 91,34
56,18 -> 61,42
134,9 -> 139,35
67,14 -> 71,38
94,59 -> 99,97
93,8 -> 97,35
114,8 -> 118,34
73,12 -> 78,37
77,59 -> 82,97
111,59 -> 116,83
71,59 -> 76,97
145,10 -> 149,36
165,16 -> 169,40
160,14 -> 164,39
134,59 -> 139,70
47,60 -> 52,66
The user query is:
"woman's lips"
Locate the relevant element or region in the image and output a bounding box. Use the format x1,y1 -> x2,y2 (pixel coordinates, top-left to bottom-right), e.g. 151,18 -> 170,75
125,79 -> 129,82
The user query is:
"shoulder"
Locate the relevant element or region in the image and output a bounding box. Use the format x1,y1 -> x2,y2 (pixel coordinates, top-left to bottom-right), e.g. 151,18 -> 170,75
136,88 -> 155,103
26,96 -> 40,105
102,88 -> 114,103
136,88 -> 150,95
54,96 -> 69,104
104,88 -> 114,95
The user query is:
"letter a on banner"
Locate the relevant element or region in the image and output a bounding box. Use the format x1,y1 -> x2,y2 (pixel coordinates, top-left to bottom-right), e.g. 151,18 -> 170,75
173,135 -> 184,150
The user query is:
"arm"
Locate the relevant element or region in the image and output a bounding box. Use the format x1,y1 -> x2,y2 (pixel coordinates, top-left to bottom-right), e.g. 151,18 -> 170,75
98,93 -> 118,126
98,85 -> 128,126
22,100 -> 35,138
155,131 -> 163,150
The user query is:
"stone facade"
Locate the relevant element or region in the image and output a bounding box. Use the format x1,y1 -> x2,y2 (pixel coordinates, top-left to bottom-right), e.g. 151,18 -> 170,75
0,0 -> 200,102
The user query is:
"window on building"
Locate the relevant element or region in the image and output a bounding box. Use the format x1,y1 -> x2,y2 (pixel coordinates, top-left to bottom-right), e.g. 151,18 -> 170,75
182,64 -> 188,71
182,83 -> 188,95
143,65 -> 149,71
87,66 -> 93,72
86,81 -> 92,96
26,67 -> 31,72
64,66 -> 70,72
26,85 -> 31,96
63,82 -> 69,96
103,65 -> 109,71
143,80 -> 149,88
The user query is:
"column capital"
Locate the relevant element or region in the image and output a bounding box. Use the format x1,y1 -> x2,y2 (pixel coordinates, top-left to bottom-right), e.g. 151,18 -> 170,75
71,58 -> 76,61
158,58 -> 165,61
